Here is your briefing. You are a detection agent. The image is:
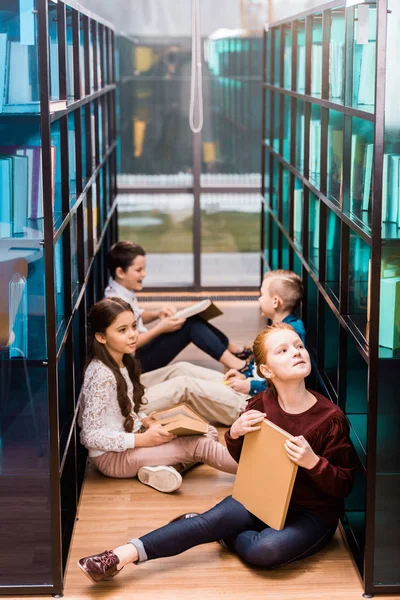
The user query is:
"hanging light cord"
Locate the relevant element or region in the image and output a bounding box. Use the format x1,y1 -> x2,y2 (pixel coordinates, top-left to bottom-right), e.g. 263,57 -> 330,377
189,0 -> 204,133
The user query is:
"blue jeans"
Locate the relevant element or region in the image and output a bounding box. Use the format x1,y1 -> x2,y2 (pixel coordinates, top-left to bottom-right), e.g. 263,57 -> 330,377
129,496 -> 337,569
136,317 -> 229,373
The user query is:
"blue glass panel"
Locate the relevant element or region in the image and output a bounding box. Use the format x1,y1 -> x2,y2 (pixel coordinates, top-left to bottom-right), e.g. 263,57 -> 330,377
293,177 -> 303,250
273,92 -> 280,152
98,100 -> 103,161
48,2 -> 59,102
51,120 -> 62,228
271,156 -> 279,216
327,109 -> 343,205
325,208 -> 341,301
54,235 -> 64,337
0,363 -> 53,585
349,116 -> 374,230
81,106 -> 88,187
66,7 -> 74,101
282,167 -> 290,231
282,234 -> 290,270
265,89 -> 270,144
79,17 -> 85,96
89,20 -> 95,94
296,19 -> 305,93
0,1 -> 39,114
68,112 -> 76,204
71,212 -> 79,304
309,105 -> 321,188
308,191 -> 319,275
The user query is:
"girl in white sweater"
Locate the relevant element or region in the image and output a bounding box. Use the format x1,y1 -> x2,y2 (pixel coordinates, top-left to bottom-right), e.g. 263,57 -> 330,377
78,297 -> 237,493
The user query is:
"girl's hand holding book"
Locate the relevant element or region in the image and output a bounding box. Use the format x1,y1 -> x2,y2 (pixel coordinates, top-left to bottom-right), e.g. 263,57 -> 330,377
284,436 -> 320,470
230,410 -> 266,439
135,424 -> 176,447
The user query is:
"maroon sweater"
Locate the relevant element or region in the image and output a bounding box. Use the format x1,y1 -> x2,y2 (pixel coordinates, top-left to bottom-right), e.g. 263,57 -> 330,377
225,390 -> 356,526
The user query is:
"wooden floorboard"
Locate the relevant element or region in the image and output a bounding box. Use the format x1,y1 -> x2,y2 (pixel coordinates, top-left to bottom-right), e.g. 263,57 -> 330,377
4,302 -> 397,598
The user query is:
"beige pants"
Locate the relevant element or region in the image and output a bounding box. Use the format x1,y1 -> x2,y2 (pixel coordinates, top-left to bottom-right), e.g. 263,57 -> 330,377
91,426 -> 238,477
140,362 -> 249,426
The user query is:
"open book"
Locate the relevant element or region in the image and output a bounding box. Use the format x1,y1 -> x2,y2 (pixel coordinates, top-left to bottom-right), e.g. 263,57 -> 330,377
232,419 -> 298,530
153,403 -> 209,436
174,299 -> 222,321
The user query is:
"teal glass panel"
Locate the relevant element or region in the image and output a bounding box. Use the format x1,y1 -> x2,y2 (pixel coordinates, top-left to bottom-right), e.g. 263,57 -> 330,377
282,234 -> 290,269
309,105 -> 321,188
98,100 -> 103,161
79,17 -> 85,96
0,1 -> 39,114
51,120 -> 62,228
329,7 -> 345,104
89,20 -> 95,94
68,113 -> 76,204
265,90 -> 271,144
349,117 -> 374,230
311,14 -> 323,99
348,230 -> 370,337
308,191 -> 319,275
283,94 -> 291,162
265,31 -> 271,84
71,211 -> 79,304
352,4 -> 376,113
273,92 -> 280,152
293,177 -> 303,250
264,212 -> 270,267
325,208 -> 341,301
327,109 -> 343,204
48,2 -> 59,102
323,305 -> 339,394
345,332 -> 368,469
296,19 -> 306,93
379,246 -> 400,355
66,7 -> 74,102
274,28 -> 281,86
54,234 -> 65,346
295,100 -> 305,174
0,120 -> 44,239
283,24 -> 292,90
305,273 -> 318,359
81,106 -> 88,186
293,251 -> 302,277
271,157 -> 279,216
282,168 -> 290,231
270,218 -> 279,270
264,151 -> 270,207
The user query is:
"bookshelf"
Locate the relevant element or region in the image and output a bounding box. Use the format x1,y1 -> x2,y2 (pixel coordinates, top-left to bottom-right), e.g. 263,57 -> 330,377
0,0 -> 117,595
262,1 -> 400,596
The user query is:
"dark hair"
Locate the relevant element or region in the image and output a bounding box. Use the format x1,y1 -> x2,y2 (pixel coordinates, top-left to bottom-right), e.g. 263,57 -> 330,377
253,322 -> 298,399
263,269 -> 303,312
107,241 -> 146,279
87,297 -> 145,432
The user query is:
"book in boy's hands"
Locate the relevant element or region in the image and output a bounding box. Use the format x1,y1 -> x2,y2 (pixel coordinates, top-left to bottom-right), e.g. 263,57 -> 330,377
174,299 -> 222,322
153,403 -> 209,436
232,419 -> 298,531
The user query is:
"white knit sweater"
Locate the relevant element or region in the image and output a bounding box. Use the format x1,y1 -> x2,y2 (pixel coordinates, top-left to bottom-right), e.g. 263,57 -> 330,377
78,359 -> 142,457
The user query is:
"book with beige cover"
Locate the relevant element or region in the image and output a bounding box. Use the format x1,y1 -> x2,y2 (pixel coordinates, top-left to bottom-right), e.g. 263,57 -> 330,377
153,403 -> 209,436
232,419 -> 298,530
174,299 -> 222,321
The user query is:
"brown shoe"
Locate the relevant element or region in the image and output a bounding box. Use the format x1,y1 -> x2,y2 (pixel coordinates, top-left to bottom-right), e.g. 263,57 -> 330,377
78,550 -> 121,583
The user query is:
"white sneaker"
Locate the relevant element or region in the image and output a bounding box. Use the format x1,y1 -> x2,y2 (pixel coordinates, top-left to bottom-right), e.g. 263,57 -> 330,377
137,465 -> 182,493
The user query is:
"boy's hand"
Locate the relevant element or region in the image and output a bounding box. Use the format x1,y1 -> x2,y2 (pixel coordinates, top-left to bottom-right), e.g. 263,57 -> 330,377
230,410 -> 266,439
284,436 -> 320,470
224,368 -> 246,381
159,306 -> 177,319
156,316 -> 186,334
227,377 -> 251,394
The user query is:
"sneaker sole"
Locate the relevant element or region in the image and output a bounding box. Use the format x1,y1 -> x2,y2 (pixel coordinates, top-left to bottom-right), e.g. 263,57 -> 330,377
138,468 -> 182,493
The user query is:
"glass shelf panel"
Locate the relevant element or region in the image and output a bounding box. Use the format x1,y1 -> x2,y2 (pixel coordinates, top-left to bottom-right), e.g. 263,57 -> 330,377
311,13 -> 322,99
305,273 -> 318,359
272,92 -> 280,152
351,3 -> 376,114
264,211 -> 270,267
48,2 -> 59,102
293,177 -> 303,251
283,24 -> 292,90
265,89 -> 271,145
0,2 -> 40,115
296,19 -> 305,94
348,229 -> 370,340
79,17 -> 85,96
68,113 -> 76,204
51,120 -> 62,225
329,7 -> 345,105
283,94 -> 291,162
71,211 -> 79,304
327,109 -> 343,205
309,104 -> 321,189
66,7 -> 74,102
265,31 -> 271,84
323,305 -> 339,394
349,116 -> 374,226
282,234 -> 290,269
308,191 -> 319,275
325,208 -> 341,302
295,99 -> 305,174
271,156 -> 279,217
273,28 -> 281,87
293,251 -> 302,278
282,167 -> 290,231
270,218 -> 279,270
54,234 -> 65,339
379,245 -> 400,354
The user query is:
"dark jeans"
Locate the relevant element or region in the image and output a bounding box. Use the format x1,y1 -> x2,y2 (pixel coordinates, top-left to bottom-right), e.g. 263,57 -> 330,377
130,496 -> 337,569
136,316 -> 229,373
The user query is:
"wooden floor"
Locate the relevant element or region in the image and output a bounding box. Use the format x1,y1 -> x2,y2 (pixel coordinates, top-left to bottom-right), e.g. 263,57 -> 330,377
7,302 -> 397,599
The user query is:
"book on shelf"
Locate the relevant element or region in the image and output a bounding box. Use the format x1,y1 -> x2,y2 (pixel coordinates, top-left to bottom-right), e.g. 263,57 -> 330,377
0,157 -> 12,238
379,276 -> 400,350
174,299 -> 223,321
153,403 -> 209,436
362,143 -> 374,211
232,419 -> 298,530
